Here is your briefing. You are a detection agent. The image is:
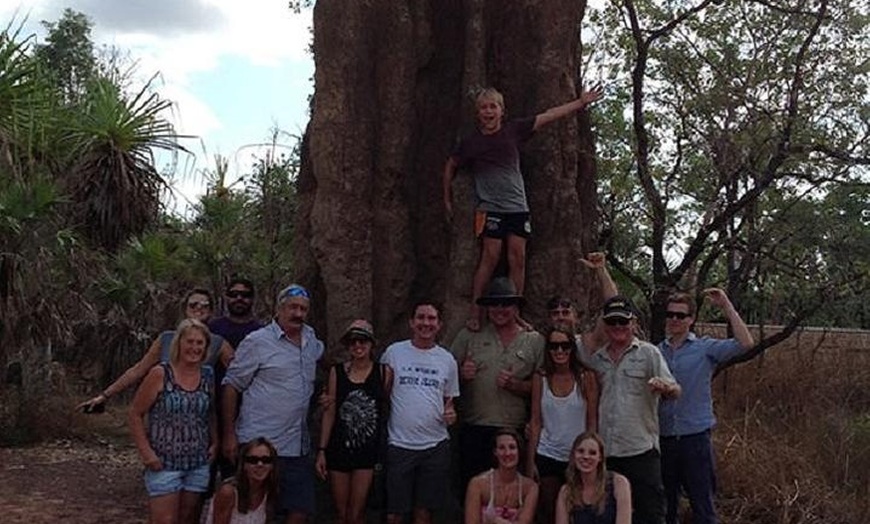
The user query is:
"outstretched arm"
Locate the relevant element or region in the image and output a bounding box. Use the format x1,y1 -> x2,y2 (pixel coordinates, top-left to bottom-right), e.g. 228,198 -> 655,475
533,85 -> 604,131
78,337 -> 162,411
704,288 -> 754,350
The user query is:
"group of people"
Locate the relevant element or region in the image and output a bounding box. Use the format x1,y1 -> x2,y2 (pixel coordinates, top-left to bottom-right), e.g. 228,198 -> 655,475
77,84 -> 755,524
79,279 -> 275,523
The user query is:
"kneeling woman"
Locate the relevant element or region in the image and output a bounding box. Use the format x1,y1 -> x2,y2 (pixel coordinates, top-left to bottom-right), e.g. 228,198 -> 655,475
128,318 -> 217,524
555,432 -> 631,524
465,428 -> 539,524
205,438 -> 278,523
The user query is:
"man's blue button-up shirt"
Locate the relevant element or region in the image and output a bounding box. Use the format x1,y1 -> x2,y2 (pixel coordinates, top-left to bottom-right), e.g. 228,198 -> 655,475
223,320 -> 324,456
658,332 -> 741,437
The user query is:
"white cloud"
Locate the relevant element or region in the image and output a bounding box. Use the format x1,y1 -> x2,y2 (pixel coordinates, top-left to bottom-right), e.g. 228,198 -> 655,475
3,0 -> 313,206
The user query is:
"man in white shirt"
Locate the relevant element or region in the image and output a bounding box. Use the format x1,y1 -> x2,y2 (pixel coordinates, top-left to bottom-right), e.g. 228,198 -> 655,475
381,301 -> 460,524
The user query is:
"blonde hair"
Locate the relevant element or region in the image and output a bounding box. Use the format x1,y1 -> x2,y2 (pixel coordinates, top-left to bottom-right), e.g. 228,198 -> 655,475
564,431 -> 608,514
475,87 -> 504,109
168,318 -> 211,365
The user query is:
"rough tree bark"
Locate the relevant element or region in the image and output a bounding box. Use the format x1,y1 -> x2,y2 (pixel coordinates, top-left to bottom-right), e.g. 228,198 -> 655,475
294,0 -> 603,353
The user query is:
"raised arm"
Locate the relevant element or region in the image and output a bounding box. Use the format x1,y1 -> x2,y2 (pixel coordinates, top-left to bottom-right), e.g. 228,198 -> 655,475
704,288 -> 754,350
315,366 -> 338,480
533,85 -> 604,131
579,252 -> 618,351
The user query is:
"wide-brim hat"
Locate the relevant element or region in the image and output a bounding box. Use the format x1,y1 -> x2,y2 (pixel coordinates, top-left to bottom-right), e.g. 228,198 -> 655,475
476,277 -> 525,307
340,319 -> 376,344
601,295 -> 637,319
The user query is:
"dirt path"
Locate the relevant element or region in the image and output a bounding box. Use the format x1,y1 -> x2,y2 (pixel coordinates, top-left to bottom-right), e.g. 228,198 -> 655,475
0,438 -> 147,523
0,410 -> 147,523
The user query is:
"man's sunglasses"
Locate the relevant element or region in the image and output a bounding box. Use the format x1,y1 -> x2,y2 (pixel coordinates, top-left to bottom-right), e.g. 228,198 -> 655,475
603,317 -> 631,326
227,290 -> 254,299
665,311 -> 690,320
243,455 -> 275,465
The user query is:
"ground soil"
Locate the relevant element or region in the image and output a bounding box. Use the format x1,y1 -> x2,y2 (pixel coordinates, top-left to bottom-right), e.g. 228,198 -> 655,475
0,408 -> 147,523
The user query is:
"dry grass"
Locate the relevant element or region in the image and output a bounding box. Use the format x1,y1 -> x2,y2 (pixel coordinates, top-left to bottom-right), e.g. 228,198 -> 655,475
709,326 -> 870,523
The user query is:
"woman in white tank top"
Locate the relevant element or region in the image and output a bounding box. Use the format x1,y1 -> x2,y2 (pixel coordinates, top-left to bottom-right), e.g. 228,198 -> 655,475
527,326 -> 599,524
204,438 -> 277,524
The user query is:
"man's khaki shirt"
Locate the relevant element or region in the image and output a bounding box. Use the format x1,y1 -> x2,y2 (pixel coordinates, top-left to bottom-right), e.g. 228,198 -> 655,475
450,324 -> 544,428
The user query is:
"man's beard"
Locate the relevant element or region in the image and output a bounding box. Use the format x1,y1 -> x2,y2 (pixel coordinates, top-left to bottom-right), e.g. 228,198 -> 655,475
228,302 -> 252,316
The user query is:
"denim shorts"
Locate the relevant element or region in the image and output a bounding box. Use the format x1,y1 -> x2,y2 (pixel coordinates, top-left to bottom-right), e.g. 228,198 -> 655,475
143,464 -> 210,497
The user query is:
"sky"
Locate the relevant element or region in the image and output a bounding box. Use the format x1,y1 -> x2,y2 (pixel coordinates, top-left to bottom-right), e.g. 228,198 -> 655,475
1,0 -> 314,212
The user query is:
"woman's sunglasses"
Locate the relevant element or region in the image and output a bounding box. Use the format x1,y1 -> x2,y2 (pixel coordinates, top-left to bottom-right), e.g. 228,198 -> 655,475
243,455 -> 274,465
546,341 -> 574,352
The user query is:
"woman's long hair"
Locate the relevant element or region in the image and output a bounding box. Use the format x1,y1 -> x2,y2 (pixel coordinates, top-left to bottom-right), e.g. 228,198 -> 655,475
234,437 -> 279,514
541,325 -> 582,377
564,431 -> 608,515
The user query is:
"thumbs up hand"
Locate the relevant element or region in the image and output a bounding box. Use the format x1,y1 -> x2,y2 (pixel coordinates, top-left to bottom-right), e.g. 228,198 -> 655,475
497,365 -> 515,390
461,350 -> 480,381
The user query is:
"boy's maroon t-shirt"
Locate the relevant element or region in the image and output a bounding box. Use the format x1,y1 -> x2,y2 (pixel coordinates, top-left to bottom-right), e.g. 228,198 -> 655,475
452,117 -> 536,213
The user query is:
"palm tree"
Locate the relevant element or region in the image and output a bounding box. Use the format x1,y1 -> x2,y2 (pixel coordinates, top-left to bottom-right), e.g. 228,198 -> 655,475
64,74 -> 189,251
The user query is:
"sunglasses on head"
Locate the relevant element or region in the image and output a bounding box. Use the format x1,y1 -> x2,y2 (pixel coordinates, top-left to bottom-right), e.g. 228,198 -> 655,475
546,341 -> 574,352
243,455 -> 274,465
281,284 -> 310,301
227,290 -> 254,299
666,311 -> 690,320
603,316 -> 631,326
187,300 -> 211,309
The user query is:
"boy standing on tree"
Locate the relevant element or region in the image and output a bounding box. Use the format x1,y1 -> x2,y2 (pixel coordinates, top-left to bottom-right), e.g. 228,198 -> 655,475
443,85 -> 604,330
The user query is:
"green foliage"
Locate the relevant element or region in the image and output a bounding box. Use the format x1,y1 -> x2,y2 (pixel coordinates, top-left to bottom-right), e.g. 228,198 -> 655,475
0,174 -> 61,236
184,138 -> 299,303
64,74 -> 188,251
35,8 -> 95,103
586,0 -> 870,332
0,21 -> 59,170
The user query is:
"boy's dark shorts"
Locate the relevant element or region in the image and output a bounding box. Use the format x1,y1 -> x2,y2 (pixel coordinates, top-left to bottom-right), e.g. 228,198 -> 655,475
478,211 -> 532,239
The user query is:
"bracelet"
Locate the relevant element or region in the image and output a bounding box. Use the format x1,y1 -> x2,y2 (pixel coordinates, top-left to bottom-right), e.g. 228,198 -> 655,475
101,391 -> 111,399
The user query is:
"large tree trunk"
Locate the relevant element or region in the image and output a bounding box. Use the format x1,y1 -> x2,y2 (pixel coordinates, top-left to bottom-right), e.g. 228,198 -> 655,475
295,0 -> 601,352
